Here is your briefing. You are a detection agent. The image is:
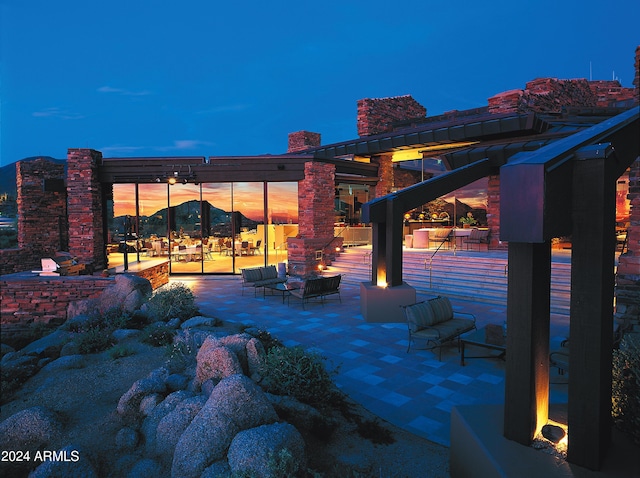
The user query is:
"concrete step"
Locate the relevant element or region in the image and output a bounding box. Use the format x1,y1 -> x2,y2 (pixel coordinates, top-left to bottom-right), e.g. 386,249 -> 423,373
327,246 -> 572,316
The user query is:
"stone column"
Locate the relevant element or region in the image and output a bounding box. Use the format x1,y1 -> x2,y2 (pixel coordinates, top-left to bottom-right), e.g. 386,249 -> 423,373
67,148 -> 105,271
16,158 -> 67,264
287,162 -> 342,276
372,154 -> 393,200
486,174 -> 505,250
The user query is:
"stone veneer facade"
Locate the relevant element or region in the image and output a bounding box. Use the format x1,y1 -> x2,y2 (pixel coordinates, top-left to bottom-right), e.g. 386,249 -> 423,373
357,95 -> 426,136
287,161 -> 343,276
288,130 -> 321,153
615,158 -> 640,333
67,148 -> 106,271
0,275 -> 112,325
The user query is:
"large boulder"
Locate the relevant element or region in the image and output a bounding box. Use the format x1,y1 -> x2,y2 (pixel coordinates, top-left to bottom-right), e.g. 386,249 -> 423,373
180,316 -> 220,329
117,367 -> 168,419
227,422 -> 306,478
39,354 -> 86,373
155,395 -> 207,458
99,274 -> 152,315
0,407 -> 62,476
171,374 -> 278,478
246,337 -> 266,380
141,390 -> 193,455
195,337 -> 243,385
20,330 -> 73,357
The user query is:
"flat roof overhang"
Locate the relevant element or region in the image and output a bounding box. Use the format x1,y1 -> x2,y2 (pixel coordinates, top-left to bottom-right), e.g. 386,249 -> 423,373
99,154 -> 379,184
306,112 -> 549,160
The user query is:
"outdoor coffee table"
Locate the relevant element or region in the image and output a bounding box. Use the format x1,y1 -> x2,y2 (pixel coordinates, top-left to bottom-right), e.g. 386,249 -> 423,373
460,325 -> 506,365
263,282 -> 299,303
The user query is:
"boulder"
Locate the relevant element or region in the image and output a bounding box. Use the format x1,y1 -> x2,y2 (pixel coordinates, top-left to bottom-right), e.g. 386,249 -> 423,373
28,444 -> 97,478
39,354 -> 86,373
155,395 -> 207,458
112,329 -> 140,342
127,458 -> 162,478
166,373 -> 190,392
117,367 -> 168,418
59,341 -> 80,356
171,374 -> 278,478
0,353 -> 39,381
195,337 -> 243,385
201,461 -> 231,478
180,316 -> 220,329
115,427 -> 139,451
21,330 -> 73,357
139,393 -> 163,416
1,342 -> 15,358
98,274 -> 152,315
141,390 -> 193,455
0,407 -> 62,475
228,422 -> 306,478
246,337 -> 266,380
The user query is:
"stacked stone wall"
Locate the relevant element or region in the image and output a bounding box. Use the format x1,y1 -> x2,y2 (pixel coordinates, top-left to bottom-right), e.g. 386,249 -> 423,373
67,149 -> 105,271
486,174 -> 506,250
288,162 -> 342,276
357,95 -> 426,137
17,158 -> 67,257
615,158 -> 640,333
287,131 -> 321,153
0,274 -> 112,326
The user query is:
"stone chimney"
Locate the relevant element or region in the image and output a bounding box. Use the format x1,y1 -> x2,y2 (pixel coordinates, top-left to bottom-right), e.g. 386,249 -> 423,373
288,131 -> 321,153
357,95 -> 426,137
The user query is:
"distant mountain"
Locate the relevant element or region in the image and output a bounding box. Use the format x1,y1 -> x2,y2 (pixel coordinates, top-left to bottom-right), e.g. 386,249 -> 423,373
111,199 -> 257,238
0,156 -> 66,198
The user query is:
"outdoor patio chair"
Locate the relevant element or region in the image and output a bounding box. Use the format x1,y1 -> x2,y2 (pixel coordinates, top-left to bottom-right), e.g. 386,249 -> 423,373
464,228 -> 489,250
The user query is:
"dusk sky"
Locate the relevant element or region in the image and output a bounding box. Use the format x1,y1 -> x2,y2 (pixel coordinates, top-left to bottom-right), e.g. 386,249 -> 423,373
1,0 -> 639,168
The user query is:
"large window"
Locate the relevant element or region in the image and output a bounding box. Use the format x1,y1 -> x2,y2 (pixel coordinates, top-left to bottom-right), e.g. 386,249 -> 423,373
107,181 -> 298,274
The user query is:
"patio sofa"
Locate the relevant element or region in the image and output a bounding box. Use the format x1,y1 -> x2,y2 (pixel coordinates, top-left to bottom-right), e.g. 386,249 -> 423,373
241,265 -> 286,296
400,296 -> 476,359
288,275 -> 342,309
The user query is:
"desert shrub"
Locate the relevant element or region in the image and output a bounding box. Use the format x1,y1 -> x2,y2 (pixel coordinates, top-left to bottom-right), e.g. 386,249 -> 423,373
76,326 -> 116,354
108,344 -> 137,359
140,324 -> 175,347
164,330 -> 198,372
146,282 -> 199,321
260,346 -> 341,408
612,333 -> 640,445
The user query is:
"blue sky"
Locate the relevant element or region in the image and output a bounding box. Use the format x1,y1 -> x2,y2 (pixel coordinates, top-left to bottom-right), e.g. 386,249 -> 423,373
1,0 -> 638,166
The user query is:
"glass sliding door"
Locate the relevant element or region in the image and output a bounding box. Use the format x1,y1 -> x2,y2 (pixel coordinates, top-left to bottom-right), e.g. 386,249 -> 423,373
202,183 -> 233,273
264,182 -> 298,267
169,183 -> 204,273
231,182 -> 264,274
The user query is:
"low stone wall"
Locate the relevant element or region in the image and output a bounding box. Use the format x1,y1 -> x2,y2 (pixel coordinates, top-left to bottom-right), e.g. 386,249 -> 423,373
0,248 -> 40,276
0,273 -> 113,326
129,261 -> 169,290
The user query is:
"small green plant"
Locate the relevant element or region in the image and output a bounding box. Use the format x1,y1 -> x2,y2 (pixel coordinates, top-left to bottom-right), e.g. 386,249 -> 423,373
76,326 -> 116,354
612,333 -> 640,445
108,344 -> 136,359
260,346 -> 341,408
266,448 -> 298,477
164,330 -> 198,371
140,324 -> 176,347
146,282 -> 199,321
459,212 -> 477,226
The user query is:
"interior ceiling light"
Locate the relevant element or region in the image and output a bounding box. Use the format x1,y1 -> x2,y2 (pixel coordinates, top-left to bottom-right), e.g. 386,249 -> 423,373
391,142 -> 479,162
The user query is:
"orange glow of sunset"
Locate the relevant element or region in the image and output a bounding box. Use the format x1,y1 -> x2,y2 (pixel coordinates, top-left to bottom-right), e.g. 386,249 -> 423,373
112,182 -> 299,223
